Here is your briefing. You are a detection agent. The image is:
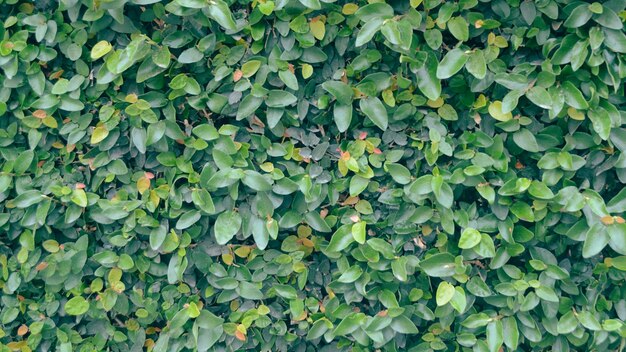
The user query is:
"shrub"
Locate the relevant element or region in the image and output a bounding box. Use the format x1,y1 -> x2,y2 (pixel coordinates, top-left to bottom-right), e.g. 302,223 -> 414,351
0,0 -> 626,351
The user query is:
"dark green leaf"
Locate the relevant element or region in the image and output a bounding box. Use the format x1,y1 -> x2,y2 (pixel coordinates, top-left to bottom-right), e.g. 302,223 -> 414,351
420,253 -> 457,277
359,96 -> 388,130
564,5 -> 592,28
322,81 -> 353,105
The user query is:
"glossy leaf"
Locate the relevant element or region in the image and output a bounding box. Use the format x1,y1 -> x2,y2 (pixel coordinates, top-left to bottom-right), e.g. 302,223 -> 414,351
436,49 -> 468,79
359,96 -> 388,131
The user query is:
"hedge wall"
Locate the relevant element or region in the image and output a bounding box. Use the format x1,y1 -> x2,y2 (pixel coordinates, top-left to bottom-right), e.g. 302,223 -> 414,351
1,0 -> 626,351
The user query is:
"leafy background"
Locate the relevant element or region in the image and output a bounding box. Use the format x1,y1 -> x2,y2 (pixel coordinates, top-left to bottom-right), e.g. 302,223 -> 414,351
0,0 -> 626,351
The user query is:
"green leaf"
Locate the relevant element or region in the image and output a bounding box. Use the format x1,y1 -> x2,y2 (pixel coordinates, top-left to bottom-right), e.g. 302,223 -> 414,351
304,212 -> 332,232
502,89 -> 524,113
499,178 -> 531,196
386,163 -> 411,185
520,1 -> 536,25
12,191 -> 44,208
602,319 -> 623,331
192,189 -> 216,214
450,287 -> 467,313
307,319 -> 332,340
488,101 -> 513,121
603,28 -> 626,54
351,221 -> 366,244
413,53 -> 441,100
436,281 -> 455,306
419,253 -> 456,277
273,284 -> 298,299
462,313 -> 492,328
299,0 -> 321,10
333,313 -> 366,336
390,315 -> 419,334
178,47 -> 203,63
577,311 -> 602,331
355,3 -> 394,21
153,46 -> 171,68
65,297 -> 89,316
486,320 -> 503,352
608,188 -> 626,213
570,40 -> 589,72
436,49 -> 468,79
476,234 -> 496,258
459,228 -> 481,249
193,124 -> 219,141
513,129 -> 539,153
322,81 -> 353,105
214,210 -> 242,245
356,19 -> 384,47
562,81 -> 588,109
448,17 -> 469,42
237,95 -> 263,120
392,257 -> 408,281
301,64 -> 313,79
525,86 -> 552,109
564,5 -> 592,28
206,0 -> 237,30
588,107 -> 611,140
608,224 -> 626,255
278,70 -> 299,90
253,218 -> 270,249
333,103 -> 352,133
176,210 -> 201,230
368,238 -> 395,259
13,150 -> 34,175
466,50 -> 486,79
258,1 -> 275,15
327,224 -> 355,252
359,96 -> 388,130
91,126 -> 109,144
502,317 -> 519,350
176,0 -> 208,8
431,176 -> 453,208
593,7 -> 623,30
557,311 -> 579,334
476,184 -> 495,204
71,189 -> 88,208
337,265 -> 363,283
510,202 -> 534,222
237,281 -> 263,300
241,60 -> 261,77
583,225 -> 608,258
381,21 -> 402,46
91,40 -> 112,60
588,2 -> 603,14
528,181 -> 554,200
266,90 -> 297,107
242,170 -> 272,191
424,28 -> 443,50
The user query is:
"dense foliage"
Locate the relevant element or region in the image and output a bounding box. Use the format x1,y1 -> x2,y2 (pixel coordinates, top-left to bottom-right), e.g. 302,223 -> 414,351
1,0 -> 626,350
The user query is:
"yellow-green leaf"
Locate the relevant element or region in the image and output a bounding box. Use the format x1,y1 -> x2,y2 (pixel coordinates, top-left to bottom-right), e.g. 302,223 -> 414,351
488,101 -> 513,121
91,41 -> 112,60
91,125 -> 109,144
241,60 -> 262,78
